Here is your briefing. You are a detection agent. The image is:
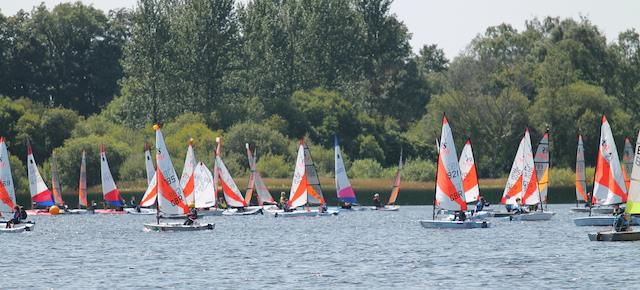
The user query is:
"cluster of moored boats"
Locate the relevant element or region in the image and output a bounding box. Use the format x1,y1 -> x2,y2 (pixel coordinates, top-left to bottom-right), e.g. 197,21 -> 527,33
422,115 -> 640,242
0,125 -> 402,232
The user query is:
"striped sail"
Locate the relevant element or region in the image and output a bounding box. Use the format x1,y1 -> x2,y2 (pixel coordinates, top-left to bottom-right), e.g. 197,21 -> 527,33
592,116 -> 627,205
459,139 -> 479,203
0,137 -> 16,213
288,141 -> 308,209
50,152 -> 64,205
100,144 -> 123,206
502,129 -> 540,205
155,125 -> 189,215
622,137 -> 633,191
387,149 -> 402,205
575,135 -> 589,202
194,162 -> 216,208
335,135 -> 357,204
140,173 -> 157,207
534,131 -> 550,203
78,150 -> 88,208
288,140 -> 326,209
215,138 -> 246,208
625,131 -> 640,214
435,116 -> 466,211
245,144 -> 275,205
180,140 -> 197,205
144,142 -> 155,185
27,144 -> 54,207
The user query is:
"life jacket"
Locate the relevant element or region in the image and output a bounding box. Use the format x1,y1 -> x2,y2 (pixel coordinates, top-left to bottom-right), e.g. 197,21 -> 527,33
20,209 -> 27,219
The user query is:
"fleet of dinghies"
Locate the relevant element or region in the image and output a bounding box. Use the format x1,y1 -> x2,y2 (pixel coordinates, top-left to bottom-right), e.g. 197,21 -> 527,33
2,113 -> 640,239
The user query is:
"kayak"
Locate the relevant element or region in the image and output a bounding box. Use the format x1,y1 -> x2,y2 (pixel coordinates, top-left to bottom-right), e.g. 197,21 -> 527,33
0,221 -> 36,232
508,211 -> 555,221
143,222 -> 215,232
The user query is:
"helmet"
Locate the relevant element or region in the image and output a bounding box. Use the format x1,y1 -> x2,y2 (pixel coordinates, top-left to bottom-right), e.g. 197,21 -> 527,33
188,203 -> 195,209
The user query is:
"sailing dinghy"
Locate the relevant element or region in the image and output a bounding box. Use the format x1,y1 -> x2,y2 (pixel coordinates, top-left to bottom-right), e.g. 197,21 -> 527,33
570,134 -> 592,213
25,143 -> 55,215
589,130 -> 640,241
0,138 -> 33,231
214,138 -> 262,216
94,144 -> 126,214
374,149 -> 403,211
143,125 -> 214,231
127,143 -> 159,215
244,143 -> 277,211
269,139 -> 338,217
574,116 -> 629,226
501,129 -> 554,221
419,115 -> 489,229
67,150 -> 93,214
334,135 -> 367,211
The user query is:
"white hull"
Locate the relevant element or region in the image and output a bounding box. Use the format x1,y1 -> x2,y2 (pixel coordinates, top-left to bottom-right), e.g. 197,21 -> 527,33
269,208 -> 340,217
198,208 -> 224,216
124,208 -> 157,215
0,221 -> 35,232
66,209 -> 93,214
509,211 -> 555,221
591,207 -> 614,214
143,222 -> 215,232
573,216 -> 640,226
419,220 -> 490,229
569,207 -> 591,213
372,205 -> 400,211
222,207 -> 263,216
339,206 -> 370,211
588,230 -> 640,241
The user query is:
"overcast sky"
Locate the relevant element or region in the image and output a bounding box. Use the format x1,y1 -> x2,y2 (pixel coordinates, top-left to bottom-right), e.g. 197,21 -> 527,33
2,0 -> 639,58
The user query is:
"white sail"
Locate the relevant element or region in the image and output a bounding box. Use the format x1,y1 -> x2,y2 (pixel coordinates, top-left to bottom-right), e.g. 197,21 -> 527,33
435,116 -> 466,211
459,139 -> 479,203
155,125 -> 189,215
335,136 -> 357,204
502,129 -> 539,205
288,142 -> 308,209
534,131 -> 550,203
27,144 -> 54,207
100,144 -> 123,206
140,173 -> 157,207
144,142 -> 155,185
245,144 -> 275,205
215,155 -> 246,208
193,162 -> 217,208
592,116 -> 627,205
0,137 -> 16,212
179,140 -> 197,205
626,130 -> 640,214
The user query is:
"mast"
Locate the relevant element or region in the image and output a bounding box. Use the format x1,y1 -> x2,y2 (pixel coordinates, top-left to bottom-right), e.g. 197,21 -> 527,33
589,117 -> 603,217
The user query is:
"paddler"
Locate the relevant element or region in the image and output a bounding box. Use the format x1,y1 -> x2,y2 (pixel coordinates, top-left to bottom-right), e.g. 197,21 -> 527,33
184,203 -> 198,225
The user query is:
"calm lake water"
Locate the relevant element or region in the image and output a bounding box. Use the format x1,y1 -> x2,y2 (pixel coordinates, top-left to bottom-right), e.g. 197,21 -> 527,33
1,204 -> 636,289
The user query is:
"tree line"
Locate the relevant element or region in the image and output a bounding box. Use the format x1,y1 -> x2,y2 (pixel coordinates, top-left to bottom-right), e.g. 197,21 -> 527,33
0,1 -> 639,192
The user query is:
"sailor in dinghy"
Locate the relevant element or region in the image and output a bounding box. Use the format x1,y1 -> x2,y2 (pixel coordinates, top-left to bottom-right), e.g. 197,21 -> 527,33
589,129 -> 640,241
143,124 -> 214,232
419,115 -> 489,229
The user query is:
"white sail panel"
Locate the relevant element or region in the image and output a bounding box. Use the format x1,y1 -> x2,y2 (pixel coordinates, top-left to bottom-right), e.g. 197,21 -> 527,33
246,144 -> 274,205
435,116 -> 466,211
155,126 -> 189,215
459,139 -> 479,203
0,137 -> 16,212
288,142 -> 308,209
216,156 -> 246,208
521,130 -> 540,205
180,141 -> 197,205
335,136 -> 357,204
194,162 -> 217,208
592,116 -> 627,205
100,144 -> 123,206
27,145 -> 54,207
144,142 -> 155,185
